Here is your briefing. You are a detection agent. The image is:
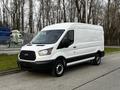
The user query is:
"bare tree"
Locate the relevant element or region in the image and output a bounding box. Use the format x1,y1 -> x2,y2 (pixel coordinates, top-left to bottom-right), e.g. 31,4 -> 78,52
63,0 -> 66,22
29,0 -> 33,33
21,0 -> 25,32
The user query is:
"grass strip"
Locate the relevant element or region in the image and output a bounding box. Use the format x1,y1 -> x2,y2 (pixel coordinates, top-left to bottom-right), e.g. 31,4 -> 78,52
0,54 -> 18,72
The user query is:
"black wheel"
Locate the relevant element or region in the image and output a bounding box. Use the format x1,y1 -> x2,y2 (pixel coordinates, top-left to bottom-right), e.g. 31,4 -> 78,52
91,54 -> 102,65
52,60 -> 65,77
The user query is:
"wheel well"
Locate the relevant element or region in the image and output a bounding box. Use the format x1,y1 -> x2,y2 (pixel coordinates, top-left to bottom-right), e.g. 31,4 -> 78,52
96,50 -> 102,57
55,56 -> 66,66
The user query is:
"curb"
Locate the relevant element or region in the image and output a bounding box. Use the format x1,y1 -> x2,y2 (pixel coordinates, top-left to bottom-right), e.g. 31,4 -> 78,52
0,68 -> 21,76
0,51 -> 19,55
105,51 -> 120,55
0,49 -> 20,51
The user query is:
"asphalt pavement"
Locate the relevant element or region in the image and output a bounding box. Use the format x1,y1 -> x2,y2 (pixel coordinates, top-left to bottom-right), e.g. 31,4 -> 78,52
0,53 -> 120,90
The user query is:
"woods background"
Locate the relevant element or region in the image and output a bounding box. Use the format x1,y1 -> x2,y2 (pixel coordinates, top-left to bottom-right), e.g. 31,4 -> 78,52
0,0 -> 120,46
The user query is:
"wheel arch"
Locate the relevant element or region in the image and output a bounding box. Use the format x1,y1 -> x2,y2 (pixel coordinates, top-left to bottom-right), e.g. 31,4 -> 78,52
96,50 -> 104,57
55,56 -> 66,66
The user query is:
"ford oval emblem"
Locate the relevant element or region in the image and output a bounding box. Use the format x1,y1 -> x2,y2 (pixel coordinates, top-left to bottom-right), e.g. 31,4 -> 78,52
24,53 -> 29,56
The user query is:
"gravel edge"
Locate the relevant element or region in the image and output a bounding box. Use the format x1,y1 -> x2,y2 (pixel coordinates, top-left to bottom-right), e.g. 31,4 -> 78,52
0,68 -> 21,76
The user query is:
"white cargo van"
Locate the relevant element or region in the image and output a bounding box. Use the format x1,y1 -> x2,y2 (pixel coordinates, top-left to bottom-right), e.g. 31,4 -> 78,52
18,23 -> 104,77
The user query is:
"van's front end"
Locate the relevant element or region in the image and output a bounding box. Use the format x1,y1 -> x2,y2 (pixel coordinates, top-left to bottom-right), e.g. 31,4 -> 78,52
18,29 -> 65,71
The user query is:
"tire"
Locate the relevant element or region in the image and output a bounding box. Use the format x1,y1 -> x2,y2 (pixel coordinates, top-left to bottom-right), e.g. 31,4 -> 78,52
91,53 -> 102,65
52,60 -> 65,77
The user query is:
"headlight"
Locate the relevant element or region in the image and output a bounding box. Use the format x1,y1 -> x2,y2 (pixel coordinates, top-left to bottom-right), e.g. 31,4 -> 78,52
38,48 -> 53,56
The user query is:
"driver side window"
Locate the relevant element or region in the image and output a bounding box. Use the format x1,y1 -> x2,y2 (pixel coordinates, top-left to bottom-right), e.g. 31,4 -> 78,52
58,30 -> 74,49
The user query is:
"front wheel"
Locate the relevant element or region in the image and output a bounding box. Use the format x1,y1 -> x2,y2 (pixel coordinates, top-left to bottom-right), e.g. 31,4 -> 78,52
52,60 -> 65,77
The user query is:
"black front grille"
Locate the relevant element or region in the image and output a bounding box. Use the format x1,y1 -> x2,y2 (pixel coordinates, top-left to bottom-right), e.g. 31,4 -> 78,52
19,50 -> 36,60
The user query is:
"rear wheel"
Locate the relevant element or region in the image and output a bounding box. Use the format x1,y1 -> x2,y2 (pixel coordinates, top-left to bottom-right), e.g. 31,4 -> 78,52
91,54 -> 102,65
52,60 -> 65,77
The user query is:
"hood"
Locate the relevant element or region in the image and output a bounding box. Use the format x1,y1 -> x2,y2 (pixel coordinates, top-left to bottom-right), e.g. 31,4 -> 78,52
21,44 -> 55,52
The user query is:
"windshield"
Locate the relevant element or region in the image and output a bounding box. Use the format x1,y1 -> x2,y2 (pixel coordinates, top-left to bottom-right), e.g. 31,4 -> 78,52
31,30 -> 64,44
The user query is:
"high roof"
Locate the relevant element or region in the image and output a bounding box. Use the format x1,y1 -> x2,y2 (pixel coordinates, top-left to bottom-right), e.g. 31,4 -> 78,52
42,23 -> 103,31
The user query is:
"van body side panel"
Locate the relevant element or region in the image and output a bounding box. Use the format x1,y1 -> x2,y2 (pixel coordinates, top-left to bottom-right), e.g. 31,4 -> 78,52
74,28 -> 104,58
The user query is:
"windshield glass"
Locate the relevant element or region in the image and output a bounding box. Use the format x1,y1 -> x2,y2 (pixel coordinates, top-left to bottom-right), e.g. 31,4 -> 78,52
31,30 -> 64,44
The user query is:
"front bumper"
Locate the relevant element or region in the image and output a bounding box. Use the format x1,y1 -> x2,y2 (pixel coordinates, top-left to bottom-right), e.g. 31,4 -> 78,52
17,60 -> 55,71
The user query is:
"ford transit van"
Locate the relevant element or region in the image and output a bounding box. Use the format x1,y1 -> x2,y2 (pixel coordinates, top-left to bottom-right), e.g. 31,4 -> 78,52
18,23 -> 104,77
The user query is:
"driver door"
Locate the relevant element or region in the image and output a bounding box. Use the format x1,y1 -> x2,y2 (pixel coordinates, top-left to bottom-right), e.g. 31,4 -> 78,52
57,30 -> 75,60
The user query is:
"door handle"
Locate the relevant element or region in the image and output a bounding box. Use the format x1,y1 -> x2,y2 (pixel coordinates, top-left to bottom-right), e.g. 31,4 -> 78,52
73,46 -> 76,48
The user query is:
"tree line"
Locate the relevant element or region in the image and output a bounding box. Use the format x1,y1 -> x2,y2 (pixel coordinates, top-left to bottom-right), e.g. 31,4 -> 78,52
0,0 -> 120,45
